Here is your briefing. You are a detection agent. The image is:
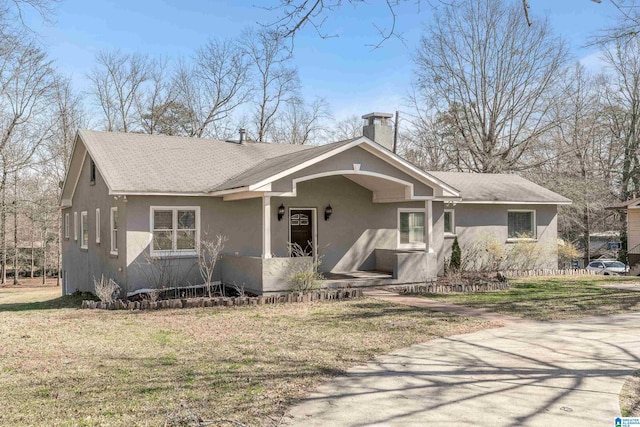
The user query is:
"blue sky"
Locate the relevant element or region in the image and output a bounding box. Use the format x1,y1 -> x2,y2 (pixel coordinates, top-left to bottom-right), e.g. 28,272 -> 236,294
29,0 -> 619,121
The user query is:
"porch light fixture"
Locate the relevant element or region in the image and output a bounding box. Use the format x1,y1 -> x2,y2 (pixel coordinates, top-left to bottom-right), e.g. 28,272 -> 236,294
324,204 -> 333,221
278,204 -> 285,221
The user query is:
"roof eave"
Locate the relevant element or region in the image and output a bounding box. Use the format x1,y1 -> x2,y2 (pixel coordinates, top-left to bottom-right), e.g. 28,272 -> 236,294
457,200 -> 572,205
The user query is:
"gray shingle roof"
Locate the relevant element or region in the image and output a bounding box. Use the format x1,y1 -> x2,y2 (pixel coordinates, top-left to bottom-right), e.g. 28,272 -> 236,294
212,138 -> 359,191
428,172 -> 571,204
79,130 -> 312,193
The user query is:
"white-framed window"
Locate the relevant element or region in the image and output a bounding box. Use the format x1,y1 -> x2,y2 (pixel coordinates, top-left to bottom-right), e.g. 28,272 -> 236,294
444,209 -> 455,235
110,207 -> 118,255
95,208 -> 101,244
74,211 -> 78,241
150,206 -> 200,257
398,208 -> 426,248
64,213 -> 70,239
507,210 -> 536,239
80,211 -> 88,249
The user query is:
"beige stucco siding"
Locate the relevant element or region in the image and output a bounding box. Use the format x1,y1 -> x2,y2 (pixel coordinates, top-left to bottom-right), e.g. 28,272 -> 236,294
442,203 -> 559,269
61,150 -> 126,294
627,209 -> 640,252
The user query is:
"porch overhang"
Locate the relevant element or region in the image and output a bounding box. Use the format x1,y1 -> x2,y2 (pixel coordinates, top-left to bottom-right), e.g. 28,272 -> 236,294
211,170 -> 460,204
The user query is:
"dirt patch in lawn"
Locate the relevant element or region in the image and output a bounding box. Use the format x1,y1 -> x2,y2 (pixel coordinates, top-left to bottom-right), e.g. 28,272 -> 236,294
0,287 -> 495,426
621,370 -> 640,417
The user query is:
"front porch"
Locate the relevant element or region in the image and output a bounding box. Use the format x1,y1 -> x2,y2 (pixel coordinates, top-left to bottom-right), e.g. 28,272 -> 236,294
210,141 -> 460,295
219,249 -> 438,295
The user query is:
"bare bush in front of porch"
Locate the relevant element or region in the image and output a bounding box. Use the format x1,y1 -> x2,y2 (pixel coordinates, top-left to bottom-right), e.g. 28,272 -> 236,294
198,233 -> 227,297
286,242 -> 323,292
93,275 -> 120,303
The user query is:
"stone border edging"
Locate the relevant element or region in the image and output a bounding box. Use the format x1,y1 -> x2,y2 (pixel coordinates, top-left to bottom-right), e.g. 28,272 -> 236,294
384,282 -> 510,294
81,288 -> 364,310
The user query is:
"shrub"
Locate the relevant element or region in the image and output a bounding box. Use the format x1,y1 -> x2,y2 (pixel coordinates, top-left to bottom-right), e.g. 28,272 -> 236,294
450,236 -> 461,270
557,239 -> 580,268
286,242 -> 323,293
198,233 -> 227,297
93,275 -> 120,303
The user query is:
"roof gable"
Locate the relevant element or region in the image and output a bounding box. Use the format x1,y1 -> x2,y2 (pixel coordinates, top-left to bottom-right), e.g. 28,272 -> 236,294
212,136 -> 461,199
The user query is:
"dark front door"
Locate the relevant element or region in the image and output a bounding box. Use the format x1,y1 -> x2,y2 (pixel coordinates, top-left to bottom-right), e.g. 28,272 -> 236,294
290,209 -> 313,256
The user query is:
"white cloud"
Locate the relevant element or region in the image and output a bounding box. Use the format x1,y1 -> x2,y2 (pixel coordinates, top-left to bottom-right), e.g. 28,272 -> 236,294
579,50 -> 606,74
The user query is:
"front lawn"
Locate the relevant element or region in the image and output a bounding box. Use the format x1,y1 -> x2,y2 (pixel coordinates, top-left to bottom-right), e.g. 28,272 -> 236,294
422,276 -> 640,321
0,285 -> 494,426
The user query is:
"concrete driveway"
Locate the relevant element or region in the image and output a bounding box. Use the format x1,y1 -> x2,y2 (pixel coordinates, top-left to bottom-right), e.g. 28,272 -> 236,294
284,313 -> 640,426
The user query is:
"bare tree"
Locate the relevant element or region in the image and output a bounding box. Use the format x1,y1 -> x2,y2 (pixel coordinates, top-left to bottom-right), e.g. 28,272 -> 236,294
0,42 -> 55,284
174,39 -> 251,139
539,64 -> 617,263
0,0 -> 59,40
411,0 -> 569,173
198,233 -> 227,297
137,58 -> 177,135
601,36 -> 640,202
88,49 -> 152,132
330,114 -> 362,141
242,28 -> 300,142
260,0 -> 418,50
591,0 -> 640,43
43,76 -> 85,285
269,97 -> 330,145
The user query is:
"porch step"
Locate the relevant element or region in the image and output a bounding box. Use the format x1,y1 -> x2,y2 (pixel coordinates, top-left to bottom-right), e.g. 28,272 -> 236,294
322,271 -> 393,288
320,270 -> 434,289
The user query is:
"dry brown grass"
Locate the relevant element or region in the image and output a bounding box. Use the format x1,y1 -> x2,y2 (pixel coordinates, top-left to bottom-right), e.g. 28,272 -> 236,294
0,286 -> 494,426
621,371 -> 640,417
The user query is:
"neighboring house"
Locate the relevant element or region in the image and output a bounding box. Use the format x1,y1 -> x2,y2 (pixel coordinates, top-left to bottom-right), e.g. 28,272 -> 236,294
60,113 -> 570,295
607,199 -> 640,271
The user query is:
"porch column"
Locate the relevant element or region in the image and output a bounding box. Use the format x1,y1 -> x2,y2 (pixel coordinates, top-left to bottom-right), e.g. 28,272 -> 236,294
425,200 -> 434,253
262,195 -> 272,258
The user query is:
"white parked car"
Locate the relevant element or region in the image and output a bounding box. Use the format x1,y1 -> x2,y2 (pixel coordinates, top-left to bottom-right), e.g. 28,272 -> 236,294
586,260 -> 629,275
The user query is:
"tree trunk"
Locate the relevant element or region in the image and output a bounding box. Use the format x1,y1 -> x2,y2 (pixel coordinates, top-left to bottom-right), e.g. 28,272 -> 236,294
13,173 -> 18,285
56,209 -> 61,286
30,227 -> 35,279
41,215 -> 47,285
1,171 -> 7,285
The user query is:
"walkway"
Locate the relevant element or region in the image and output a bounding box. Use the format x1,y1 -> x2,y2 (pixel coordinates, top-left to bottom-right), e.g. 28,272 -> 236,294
363,289 -> 526,324
283,291 -> 640,426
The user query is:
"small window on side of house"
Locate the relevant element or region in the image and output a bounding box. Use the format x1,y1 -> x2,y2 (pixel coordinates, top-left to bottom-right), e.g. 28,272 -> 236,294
74,211 -> 78,241
507,210 -> 536,239
80,211 -> 88,249
96,208 -> 101,244
64,213 -> 70,239
110,207 -> 118,255
90,159 -> 96,185
444,210 -> 455,235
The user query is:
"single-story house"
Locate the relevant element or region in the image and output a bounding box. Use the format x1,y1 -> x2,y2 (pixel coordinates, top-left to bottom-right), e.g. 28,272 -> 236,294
60,113 -> 571,295
607,199 -> 640,272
